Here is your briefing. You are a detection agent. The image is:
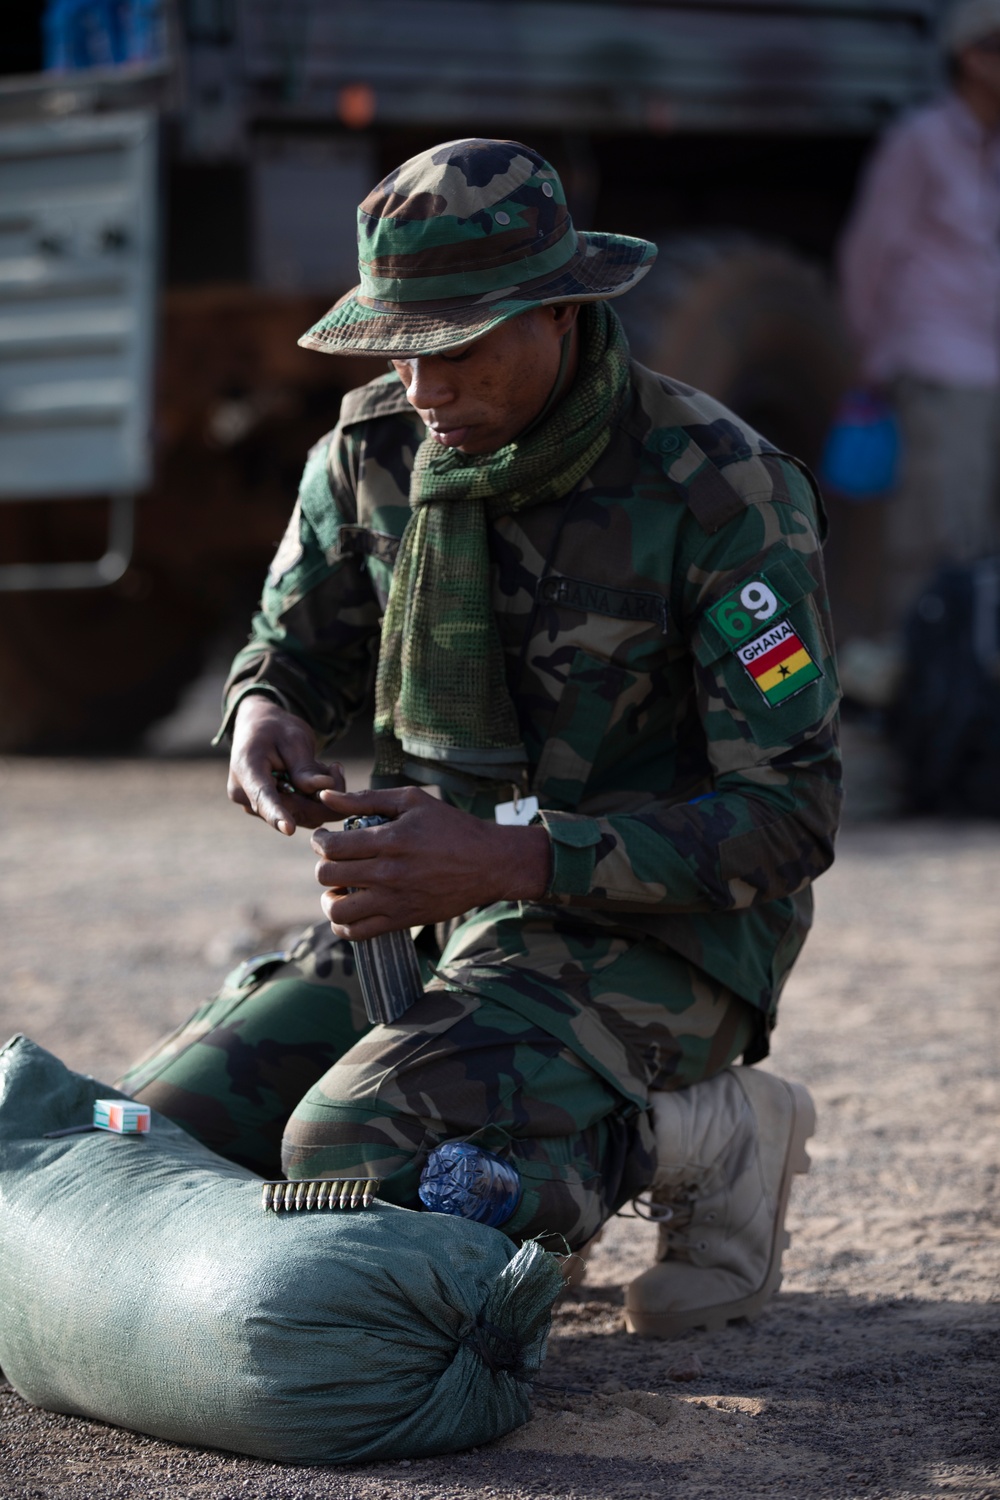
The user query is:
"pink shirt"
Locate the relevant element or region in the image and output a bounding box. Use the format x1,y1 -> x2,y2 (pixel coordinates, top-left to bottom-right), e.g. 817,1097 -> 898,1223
838,96 -> 1000,388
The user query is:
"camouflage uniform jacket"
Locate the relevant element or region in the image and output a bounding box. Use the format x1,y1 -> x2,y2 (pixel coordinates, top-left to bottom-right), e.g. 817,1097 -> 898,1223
223,362 -> 842,1057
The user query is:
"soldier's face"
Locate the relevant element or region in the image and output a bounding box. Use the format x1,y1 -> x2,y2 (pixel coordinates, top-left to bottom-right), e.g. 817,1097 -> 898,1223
390,304 -> 580,455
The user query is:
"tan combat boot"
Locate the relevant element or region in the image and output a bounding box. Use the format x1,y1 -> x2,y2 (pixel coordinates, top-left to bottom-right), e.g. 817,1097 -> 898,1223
624,1066 -> 815,1338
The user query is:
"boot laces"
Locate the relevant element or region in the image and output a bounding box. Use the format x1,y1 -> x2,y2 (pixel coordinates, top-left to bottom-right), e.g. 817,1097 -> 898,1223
631,1188 -> 697,1259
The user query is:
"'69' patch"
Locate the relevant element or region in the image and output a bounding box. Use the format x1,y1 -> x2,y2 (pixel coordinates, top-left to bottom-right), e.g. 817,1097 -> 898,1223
706,576 -> 787,645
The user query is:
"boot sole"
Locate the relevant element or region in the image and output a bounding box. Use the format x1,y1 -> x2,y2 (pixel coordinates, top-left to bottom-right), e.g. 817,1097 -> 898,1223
623,1077 -> 815,1339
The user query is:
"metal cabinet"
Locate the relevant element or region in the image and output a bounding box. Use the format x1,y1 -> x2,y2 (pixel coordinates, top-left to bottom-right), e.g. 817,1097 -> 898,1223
0,111 -> 157,585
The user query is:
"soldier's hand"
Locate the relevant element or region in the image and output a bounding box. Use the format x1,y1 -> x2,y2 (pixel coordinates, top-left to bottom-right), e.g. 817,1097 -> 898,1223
311,786 -> 552,938
227,695 -> 345,835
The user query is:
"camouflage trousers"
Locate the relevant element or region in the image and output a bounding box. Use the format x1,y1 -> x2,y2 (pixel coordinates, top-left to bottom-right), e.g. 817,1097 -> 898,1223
120,904 -> 757,1251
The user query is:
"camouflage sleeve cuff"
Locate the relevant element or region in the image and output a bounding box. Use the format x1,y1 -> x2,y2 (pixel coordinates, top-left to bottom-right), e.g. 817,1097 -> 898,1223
211,684 -> 295,747
538,812 -> 604,898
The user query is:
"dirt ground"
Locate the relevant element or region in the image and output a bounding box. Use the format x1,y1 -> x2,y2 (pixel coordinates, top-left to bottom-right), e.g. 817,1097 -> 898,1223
1,752 -> 998,1500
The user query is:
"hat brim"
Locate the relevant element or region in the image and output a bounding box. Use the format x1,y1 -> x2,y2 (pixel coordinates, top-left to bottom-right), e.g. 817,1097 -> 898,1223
297,231 -> 656,357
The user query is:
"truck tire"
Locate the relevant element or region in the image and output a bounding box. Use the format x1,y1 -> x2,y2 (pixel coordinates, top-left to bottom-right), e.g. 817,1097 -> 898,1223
616,235 -> 852,468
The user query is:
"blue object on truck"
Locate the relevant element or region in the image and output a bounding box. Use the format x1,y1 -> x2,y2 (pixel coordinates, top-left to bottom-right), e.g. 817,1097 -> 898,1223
43,0 -> 164,70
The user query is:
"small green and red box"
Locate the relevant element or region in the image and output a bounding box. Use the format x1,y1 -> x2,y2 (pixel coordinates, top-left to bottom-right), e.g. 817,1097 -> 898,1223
93,1100 -> 151,1134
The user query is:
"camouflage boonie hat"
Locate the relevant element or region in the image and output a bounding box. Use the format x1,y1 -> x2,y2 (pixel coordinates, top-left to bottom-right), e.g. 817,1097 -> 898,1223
299,138 -> 657,357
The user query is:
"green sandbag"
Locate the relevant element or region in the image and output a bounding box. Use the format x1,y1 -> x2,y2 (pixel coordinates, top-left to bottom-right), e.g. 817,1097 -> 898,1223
0,1035 -> 563,1464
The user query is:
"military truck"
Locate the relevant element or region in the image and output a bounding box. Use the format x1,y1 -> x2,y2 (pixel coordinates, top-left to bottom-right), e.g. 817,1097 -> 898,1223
0,0 -> 942,751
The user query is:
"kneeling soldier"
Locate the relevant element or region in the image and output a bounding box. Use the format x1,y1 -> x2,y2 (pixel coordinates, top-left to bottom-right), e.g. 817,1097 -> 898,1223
123,139 -> 840,1338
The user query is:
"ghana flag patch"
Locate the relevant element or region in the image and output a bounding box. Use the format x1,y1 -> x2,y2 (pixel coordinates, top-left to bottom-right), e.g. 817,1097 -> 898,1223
737,618 -> 822,706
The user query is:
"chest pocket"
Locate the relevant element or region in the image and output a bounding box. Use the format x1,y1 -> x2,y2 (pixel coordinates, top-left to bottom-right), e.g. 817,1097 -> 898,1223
532,649 -> 638,810
691,546 -> 838,748
525,571 -> 668,809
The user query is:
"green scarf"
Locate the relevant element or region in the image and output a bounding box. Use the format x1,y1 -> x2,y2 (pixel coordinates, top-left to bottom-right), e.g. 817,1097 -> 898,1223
373,300 -> 631,787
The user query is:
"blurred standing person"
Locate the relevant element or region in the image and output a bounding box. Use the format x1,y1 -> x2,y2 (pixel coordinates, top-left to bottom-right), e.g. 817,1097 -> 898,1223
838,0 -> 1000,641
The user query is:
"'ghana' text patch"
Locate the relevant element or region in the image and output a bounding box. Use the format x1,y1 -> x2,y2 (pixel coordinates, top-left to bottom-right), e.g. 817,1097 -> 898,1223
537,575 -> 668,632
737,619 -> 822,706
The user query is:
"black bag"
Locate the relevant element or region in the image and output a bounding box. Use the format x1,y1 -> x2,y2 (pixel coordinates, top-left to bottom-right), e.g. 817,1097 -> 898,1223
893,557 -> 1000,815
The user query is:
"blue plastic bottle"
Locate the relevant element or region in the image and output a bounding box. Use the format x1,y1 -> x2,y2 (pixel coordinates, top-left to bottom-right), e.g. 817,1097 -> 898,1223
43,0 -> 125,70
126,0 -> 165,64
43,0 -> 164,71
418,1141 -> 522,1228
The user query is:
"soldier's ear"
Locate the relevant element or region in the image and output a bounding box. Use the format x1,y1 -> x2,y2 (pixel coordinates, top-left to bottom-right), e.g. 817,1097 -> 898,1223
550,303 -> 581,334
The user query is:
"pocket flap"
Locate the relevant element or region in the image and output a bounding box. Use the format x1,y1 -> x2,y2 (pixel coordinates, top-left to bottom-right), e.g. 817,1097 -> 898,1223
693,545 -> 819,666
546,817 -> 604,849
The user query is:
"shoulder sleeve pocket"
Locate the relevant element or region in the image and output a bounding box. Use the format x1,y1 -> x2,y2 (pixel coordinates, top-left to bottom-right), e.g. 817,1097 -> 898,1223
691,547 -> 839,750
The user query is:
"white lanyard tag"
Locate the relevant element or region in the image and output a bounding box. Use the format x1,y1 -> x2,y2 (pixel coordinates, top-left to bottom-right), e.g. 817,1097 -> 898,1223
494,794 -> 539,826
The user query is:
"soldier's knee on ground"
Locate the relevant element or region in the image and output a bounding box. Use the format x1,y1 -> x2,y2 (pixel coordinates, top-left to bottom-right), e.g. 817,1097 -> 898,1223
282,1107 -> 611,1251
281,1076 -> 636,1253
277,974 -> 654,1250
